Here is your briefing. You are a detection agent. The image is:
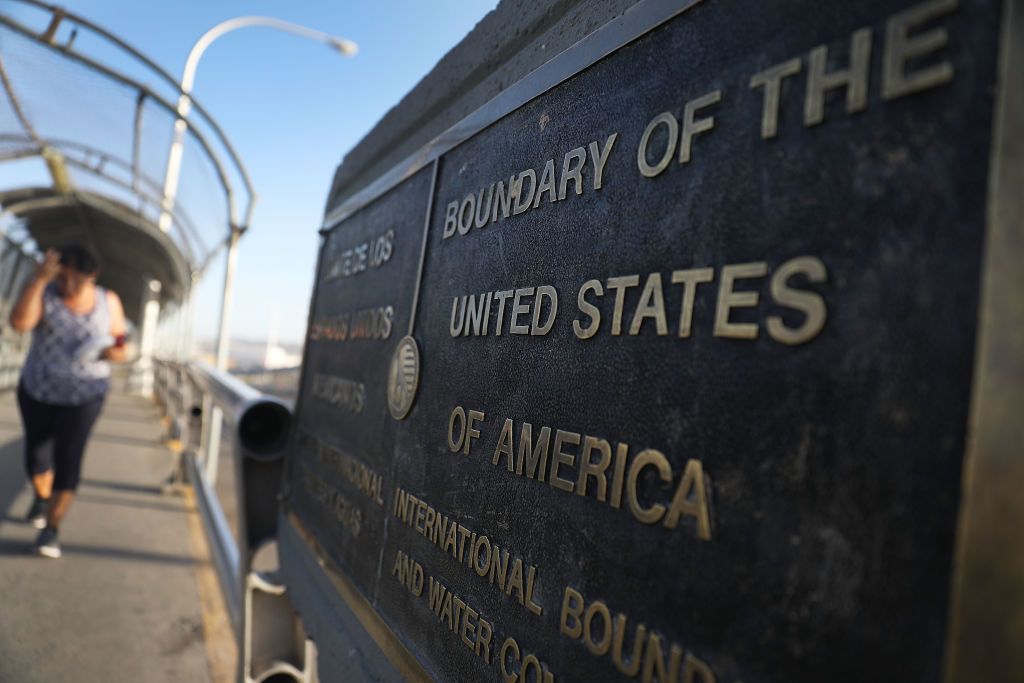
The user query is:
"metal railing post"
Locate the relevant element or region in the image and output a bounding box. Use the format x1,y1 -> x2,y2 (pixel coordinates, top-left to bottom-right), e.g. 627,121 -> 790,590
205,226 -> 242,485
132,276 -> 162,397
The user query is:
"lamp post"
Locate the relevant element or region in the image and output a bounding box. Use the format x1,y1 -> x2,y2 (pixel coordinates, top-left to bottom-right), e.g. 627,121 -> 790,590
159,16 -> 357,482
158,16 -> 357,240
160,15 -> 356,368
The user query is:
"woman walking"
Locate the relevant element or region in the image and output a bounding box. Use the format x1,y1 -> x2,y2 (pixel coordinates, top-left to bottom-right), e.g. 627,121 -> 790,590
9,245 -> 126,558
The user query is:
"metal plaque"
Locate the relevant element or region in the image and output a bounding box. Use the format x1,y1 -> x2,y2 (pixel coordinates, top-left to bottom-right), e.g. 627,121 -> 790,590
282,1 -> 1020,681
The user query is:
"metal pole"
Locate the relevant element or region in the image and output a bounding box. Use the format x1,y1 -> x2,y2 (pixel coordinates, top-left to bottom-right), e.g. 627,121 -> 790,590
182,274 -> 198,361
174,295 -> 187,362
205,227 -> 241,482
216,229 -> 240,372
136,277 -> 162,398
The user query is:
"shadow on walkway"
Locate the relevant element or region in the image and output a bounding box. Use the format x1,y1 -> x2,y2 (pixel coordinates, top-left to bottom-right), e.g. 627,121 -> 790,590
0,536 -> 197,565
0,436 -> 27,526
79,477 -> 163,495
87,432 -> 165,450
72,491 -> 187,514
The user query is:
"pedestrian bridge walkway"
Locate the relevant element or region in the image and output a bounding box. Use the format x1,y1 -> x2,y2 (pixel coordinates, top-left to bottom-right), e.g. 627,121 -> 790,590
0,5 -> 300,680
0,383 -> 234,682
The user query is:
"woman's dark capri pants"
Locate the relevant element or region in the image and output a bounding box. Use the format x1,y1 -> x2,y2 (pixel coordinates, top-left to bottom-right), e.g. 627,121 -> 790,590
17,382 -> 104,491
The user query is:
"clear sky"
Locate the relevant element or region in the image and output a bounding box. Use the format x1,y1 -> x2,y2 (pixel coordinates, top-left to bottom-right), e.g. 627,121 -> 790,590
10,0 -> 496,346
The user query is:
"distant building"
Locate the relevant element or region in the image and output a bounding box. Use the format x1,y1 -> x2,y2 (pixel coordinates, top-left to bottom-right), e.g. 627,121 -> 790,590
264,344 -> 302,370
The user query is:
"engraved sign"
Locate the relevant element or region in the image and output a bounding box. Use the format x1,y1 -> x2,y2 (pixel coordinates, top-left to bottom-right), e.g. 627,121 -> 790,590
281,1 -> 1014,681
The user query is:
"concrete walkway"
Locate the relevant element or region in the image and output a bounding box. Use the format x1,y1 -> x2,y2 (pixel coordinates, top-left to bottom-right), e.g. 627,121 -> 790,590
0,386 -> 223,682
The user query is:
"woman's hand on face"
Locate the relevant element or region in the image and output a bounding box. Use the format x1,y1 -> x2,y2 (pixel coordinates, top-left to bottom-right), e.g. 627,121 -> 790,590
37,249 -> 61,282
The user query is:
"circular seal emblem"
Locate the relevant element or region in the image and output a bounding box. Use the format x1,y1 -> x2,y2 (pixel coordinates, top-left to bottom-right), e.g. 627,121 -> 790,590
387,335 -> 420,420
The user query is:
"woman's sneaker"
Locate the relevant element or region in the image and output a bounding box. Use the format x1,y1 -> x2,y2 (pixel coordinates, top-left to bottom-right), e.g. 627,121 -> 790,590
25,496 -> 48,529
34,526 -> 61,559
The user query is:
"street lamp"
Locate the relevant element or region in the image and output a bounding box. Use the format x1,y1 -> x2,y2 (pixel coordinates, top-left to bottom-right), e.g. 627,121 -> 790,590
158,16 -> 357,371
159,16 -> 357,237
157,16 -> 357,483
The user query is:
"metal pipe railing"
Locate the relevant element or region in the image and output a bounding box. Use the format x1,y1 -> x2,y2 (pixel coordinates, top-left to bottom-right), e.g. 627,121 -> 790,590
153,358 -> 310,682
188,360 -> 292,458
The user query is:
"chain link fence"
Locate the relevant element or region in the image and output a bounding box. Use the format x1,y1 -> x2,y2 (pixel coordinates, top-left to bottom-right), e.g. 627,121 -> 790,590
0,0 -> 254,281
0,225 -> 35,390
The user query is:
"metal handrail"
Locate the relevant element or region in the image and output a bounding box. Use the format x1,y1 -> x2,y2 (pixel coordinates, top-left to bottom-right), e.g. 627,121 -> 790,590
188,360 -> 292,460
154,359 -> 294,656
189,360 -> 264,420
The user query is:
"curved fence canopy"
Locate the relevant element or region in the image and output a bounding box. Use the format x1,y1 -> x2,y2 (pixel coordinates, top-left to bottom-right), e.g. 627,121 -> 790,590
0,0 -> 254,324
0,186 -> 191,320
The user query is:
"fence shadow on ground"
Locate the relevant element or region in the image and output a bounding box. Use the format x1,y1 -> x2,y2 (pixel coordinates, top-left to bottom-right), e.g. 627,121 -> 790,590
0,436 -> 27,526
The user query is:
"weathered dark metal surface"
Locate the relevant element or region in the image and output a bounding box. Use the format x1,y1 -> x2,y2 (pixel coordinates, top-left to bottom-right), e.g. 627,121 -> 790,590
282,1 -> 1008,681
